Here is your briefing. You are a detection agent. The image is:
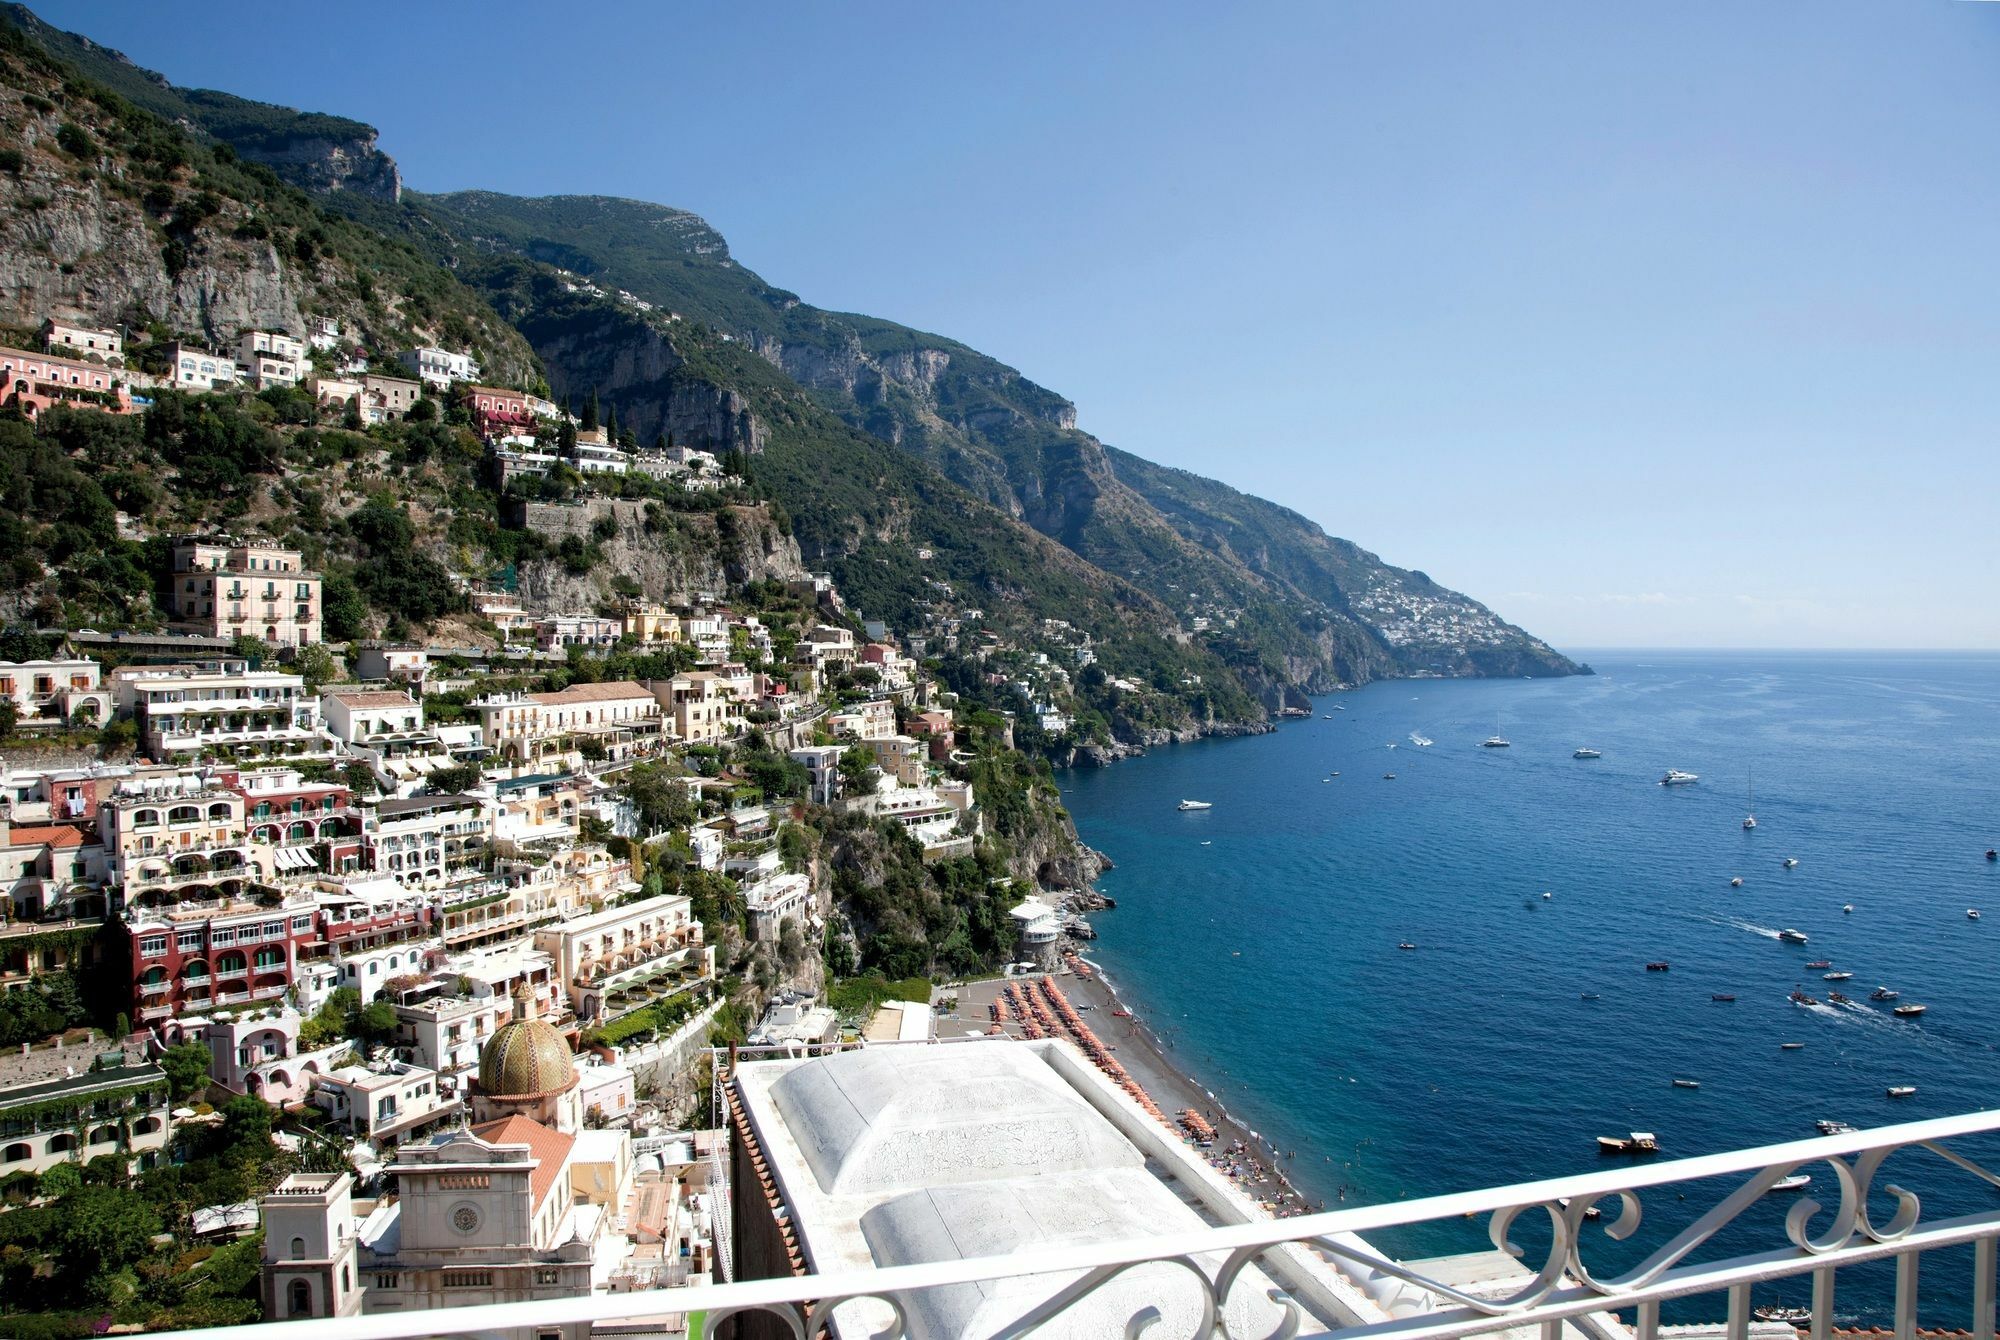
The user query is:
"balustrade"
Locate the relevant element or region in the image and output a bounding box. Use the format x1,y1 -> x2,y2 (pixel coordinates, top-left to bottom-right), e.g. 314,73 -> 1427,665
130,1108 -> 2000,1340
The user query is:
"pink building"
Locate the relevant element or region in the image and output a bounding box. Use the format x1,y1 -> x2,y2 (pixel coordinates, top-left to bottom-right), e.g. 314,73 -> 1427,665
0,345 -> 134,418
462,385 -> 533,437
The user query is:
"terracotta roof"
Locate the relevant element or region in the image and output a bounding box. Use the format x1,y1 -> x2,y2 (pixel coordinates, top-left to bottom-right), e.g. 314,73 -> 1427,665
531,680 -> 655,705
470,1114 -> 575,1211
6,824 -> 85,849
326,689 -> 418,708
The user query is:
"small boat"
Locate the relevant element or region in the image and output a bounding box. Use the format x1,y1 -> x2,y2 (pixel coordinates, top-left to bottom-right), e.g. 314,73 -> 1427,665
1770,1173 -> 1811,1193
1970,909 -> 1983,920
1409,733 -> 1433,747
1597,1132 -> 1660,1155
1482,736 -> 1511,748
1816,1119 -> 1854,1135
1789,989 -> 1820,1006
1781,1042 -> 1807,1050
1580,992 -> 1600,1001
1199,840 -> 1212,846
1542,890 -> 1552,900
1661,769 -> 1699,786
1671,1078 -> 1700,1089
1843,904 -> 1853,914
1987,848 -> 1996,860
1892,1003 -> 1927,1018
1869,986 -> 1898,1001
1823,971 -> 1852,981
1382,772 -> 1396,780
1730,877 -> 1743,887
1743,768 -> 1756,829
1177,799 -> 1213,811
1756,1307 -> 1812,1325
1779,929 -> 1810,944
1644,961 -> 1671,971
1887,1085 -> 1917,1098
1783,857 -> 1799,868
1804,959 -> 1831,969
1397,942 -> 1416,951
1827,991 -> 1853,1005
1711,993 -> 1736,1002
1573,747 -> 1602,759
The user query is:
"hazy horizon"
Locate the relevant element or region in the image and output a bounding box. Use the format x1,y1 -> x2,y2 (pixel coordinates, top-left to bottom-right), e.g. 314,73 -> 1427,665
33,1 -> 2000,651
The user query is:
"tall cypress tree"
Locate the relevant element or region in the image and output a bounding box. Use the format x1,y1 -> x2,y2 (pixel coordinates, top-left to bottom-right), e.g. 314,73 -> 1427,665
581,389 -> 600,431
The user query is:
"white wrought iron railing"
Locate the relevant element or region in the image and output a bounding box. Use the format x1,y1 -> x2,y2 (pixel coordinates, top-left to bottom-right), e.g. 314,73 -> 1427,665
143,1108 -> 1999,1340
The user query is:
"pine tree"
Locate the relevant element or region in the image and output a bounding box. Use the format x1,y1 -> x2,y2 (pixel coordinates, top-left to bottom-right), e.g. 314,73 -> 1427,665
581,389 -> 600,431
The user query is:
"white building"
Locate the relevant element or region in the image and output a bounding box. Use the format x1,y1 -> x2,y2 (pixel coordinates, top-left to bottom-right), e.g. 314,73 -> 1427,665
0,657 -> 112,728
397,346 -> 481,388
312,1061 -> 450,1141
321,687 -> 423,744
236,331 -> 306,388
164,341 -> 240,391
743,871 -> 812,943
367,794 -> 489,888
532,891 -> 709,1024
0,1063 -> 172,1177
111,661 -> 325,764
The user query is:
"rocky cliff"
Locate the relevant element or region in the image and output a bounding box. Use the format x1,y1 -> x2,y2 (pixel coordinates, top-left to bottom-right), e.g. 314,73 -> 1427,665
511,498 -> 806,612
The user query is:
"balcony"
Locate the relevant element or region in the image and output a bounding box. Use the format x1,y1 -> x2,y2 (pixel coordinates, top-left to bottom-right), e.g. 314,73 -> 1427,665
136,1106 -> 2000,1340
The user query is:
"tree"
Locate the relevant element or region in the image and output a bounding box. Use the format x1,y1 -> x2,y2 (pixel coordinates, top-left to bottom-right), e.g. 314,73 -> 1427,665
838,745 -> 879,794
160,1040 -> 213,1098
56,1185 -> 161,1301
219,1094 -> 273,1155
37,1162 -> 82,1199
581,389 -> 600,432
295,643 -> 341,691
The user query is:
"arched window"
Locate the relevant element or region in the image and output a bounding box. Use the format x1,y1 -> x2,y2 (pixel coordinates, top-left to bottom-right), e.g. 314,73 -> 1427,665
255,946 -> 284,969
2,1143 -> 30,1163
291,1237 -> 305,1259
89,1125 -> 119,1146
289,1280 -> 310,1316
216,951 -> 247,976
341,1265 -> 350,1291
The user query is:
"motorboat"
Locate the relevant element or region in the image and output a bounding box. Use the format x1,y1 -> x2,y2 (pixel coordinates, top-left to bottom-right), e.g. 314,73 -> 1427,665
1730,877 -> 1743,887
1816,1119 -> 1855,1135
1823,971 -> 1852,981
1482,736 -> 1511,748
1769,1173 -> 1811,1193
1804,959 -> 1831,969
1580,992 -> 1601,1001
1542,890 -> 1552,900
1887,1085 -> 1917,1098
1843,904 -> 1853,914
1573,747 -> 1602,759
1779,929 -> 1810,944
1397,942 -> 1416,951
1756,1308 -> 1812,1325
1597,1132 -> 1660,1155
1892,1003 -> 1927,1018
1827,991 -> 1853,1005
1382,772 -> 1396,780
1409,733 -> 1433,747
1661,769 -> 1699,786
1987,848 -> 1996,861
1671,1078 -> 1700,1089
1789,988 -> 1820,1006
1783,857 -> 1799,869
1869,986 -> 1898,1001
1644,961 -> 1671,971
1177,800 -> 1213,811
1970,909 -> 1983,920
1780,1042 -> 1806,1050
1711,993 -> 1736,1002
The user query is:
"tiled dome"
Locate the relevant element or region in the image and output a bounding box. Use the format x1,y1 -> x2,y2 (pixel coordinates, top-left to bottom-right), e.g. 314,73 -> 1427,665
477,984 -> 575,1099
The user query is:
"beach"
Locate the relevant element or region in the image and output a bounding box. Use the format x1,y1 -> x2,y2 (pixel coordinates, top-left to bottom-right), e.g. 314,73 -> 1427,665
936,958 -> 1320,1219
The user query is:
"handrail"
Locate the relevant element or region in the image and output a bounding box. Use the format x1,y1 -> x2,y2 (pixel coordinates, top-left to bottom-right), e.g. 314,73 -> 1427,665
141,1107 -> 2000,1340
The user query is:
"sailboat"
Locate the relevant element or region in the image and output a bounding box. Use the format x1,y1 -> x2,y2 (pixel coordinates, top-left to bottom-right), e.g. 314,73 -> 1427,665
1743,767 -> 1757,830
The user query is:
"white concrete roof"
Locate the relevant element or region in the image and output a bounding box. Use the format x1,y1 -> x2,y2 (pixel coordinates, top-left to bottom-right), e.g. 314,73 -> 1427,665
736,1039 -> 1366,1340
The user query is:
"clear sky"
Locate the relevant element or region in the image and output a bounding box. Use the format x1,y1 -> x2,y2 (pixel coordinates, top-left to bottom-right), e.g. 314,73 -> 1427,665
36,2 -> 2000,649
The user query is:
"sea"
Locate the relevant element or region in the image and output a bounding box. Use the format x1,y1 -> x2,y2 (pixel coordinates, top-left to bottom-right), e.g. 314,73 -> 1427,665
1059,651 -> 2000,1326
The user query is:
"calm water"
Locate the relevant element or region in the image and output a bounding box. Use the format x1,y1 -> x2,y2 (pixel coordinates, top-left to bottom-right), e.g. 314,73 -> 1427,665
1061,651 -> 2000,1324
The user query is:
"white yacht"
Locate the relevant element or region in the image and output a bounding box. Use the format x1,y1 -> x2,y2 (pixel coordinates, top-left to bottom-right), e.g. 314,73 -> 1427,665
1660,769 -> 1700,786
1177,799 -> 1212,811
1482,736 -> 1511,748
1573,747 -> 1601,759
1409,733 -> 1433,747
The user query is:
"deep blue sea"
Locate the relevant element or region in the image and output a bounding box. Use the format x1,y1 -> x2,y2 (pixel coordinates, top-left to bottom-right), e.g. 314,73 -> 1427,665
1060,651 -> 2000,1325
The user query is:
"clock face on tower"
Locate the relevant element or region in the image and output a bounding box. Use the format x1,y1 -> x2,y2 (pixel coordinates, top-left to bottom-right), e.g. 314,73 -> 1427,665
452,1205 -> 480,1234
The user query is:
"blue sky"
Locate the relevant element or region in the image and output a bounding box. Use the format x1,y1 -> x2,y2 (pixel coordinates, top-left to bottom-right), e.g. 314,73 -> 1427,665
38,2 -> 2000,648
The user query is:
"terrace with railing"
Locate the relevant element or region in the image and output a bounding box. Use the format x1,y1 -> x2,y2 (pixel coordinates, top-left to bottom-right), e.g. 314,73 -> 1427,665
135,1104 -> 2000,1340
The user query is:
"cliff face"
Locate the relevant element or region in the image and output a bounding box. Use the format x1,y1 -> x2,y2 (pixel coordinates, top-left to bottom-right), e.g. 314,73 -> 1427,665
512,498 -> 806,612
226,126 -> 401,202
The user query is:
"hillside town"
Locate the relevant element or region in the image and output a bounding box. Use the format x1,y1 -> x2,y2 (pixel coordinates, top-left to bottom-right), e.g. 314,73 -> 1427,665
0,305 -> 1105,1333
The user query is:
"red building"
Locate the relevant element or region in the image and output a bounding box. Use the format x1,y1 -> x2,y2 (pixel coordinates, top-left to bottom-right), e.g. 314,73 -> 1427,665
127,896 -> 321,1030
216,767 -> 365,877
462,385 -> 533,438
0,346 -> 135,419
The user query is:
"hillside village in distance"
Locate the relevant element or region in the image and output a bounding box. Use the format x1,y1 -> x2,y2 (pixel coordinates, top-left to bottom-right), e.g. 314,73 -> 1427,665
0,309 -> 1124,1331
